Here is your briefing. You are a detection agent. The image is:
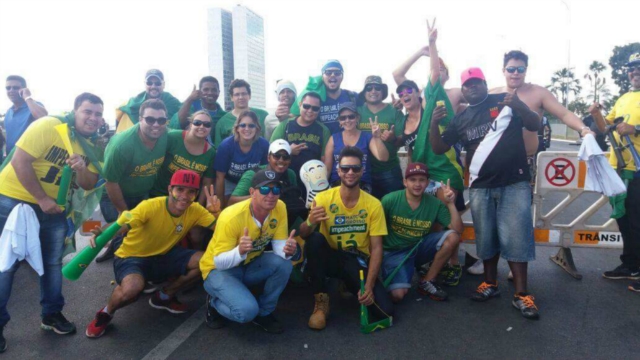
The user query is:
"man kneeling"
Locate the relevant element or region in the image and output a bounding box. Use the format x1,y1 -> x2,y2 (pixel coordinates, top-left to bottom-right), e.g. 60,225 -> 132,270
381,163 -> 462,303
201,170 -> 297,334
86,170 -> 221,338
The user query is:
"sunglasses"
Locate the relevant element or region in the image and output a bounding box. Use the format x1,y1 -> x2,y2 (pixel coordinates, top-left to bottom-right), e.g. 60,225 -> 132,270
338,114 -> 357,121
143,116 -> 168,125
339,165 -> 363,173
146,80 -> 162,86
258,185 -> 281,195
238,123 -> 257,129
271,153 -> 291,161
505,66 -> 527,74
324,70 -> 343,77
628,66 -> 639,73
5,86 -> 20,91
192,120 -> 212,128
397,88 -> 415,96
302,104 -> 321,112
365,85 -> 383,92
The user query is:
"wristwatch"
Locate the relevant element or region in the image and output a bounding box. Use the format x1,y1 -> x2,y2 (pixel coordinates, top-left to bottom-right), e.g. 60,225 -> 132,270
635,125 -> 640,136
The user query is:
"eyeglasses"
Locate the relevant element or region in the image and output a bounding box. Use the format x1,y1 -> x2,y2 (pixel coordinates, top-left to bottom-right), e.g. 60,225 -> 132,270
365,85 -> 382,92
338,114 -> 357,121
628,66 -> 639,73
146,80 -> 162,86
505,66 -> 527,74
238,123 -> 257,129
324,70 -> 343,77
192,120 -> 212,128
302,104 -> 321,112
339,165 -> 363,173
5,86 -> 20,91
143,116 -> 168,125
397,88 -> 414,96
258,186 -> 281,195
271,153 -> 291,161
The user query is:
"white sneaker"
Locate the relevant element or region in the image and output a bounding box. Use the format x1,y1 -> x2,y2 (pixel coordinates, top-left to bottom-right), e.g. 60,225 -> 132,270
467,259 -> 485,275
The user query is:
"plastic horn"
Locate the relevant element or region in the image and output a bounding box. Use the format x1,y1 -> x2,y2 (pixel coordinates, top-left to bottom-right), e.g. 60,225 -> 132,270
62,211 -> 133,281
56,165 -> 73,207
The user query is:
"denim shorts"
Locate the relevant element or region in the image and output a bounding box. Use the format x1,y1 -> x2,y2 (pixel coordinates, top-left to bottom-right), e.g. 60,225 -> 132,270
382,230 -> 455,290
468,181 -> 535,262
113,246 -> 196,284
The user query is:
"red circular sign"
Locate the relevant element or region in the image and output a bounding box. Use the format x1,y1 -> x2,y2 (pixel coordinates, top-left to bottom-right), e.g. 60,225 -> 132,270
545,158 -> 576,186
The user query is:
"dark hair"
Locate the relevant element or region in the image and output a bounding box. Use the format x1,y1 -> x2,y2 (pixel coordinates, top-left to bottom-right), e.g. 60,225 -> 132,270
139,99 -> 167,118
199,76 -> 219,89
233,110 -> 261,142
338,146 -> 364,165
6,75 -> 26,88
503,50 -> 529,67
229,79 -> 251,96
301,91 -> 321,104
74,93 -> 103,110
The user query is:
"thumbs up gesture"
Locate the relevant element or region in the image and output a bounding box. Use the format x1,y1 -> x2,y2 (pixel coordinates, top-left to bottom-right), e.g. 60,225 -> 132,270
498,88 -> 527,113
307,200 -> 329,226
283,230 -> 298,256
239,227 -> 254,255
187,84 -> 201,103
381,124 -> 395,142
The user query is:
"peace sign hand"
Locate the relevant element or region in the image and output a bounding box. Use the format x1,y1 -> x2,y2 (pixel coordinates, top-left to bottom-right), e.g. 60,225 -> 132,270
427,18 -> 437,43
283,230 -> 298,256
440,179 -> 455,205
370,116 -> 381,138
204,185 -> 221,216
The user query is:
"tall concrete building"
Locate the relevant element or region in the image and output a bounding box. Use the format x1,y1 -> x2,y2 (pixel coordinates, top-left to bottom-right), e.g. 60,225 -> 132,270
207,5 -> 266,110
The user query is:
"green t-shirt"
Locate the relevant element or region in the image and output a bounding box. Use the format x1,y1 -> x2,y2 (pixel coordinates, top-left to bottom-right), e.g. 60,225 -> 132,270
231,164 -> 298,197
381,190 -> 451,251
213,107 -> 269,148
103,124 -> 168,198
411,79 -> 463,191
357,104 -> 404,173
150,130 -> 216,197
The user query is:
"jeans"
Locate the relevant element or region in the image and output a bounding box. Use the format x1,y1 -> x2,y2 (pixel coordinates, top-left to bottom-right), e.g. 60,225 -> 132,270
371,166 -> 404,200
203,253 -> 292,323
469,181 -> 535,262
0,195 -> 68,326
617,178 -> 640,268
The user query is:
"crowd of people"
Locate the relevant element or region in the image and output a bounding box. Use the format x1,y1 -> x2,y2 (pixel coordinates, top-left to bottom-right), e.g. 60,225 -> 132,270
1,20 -> 639,353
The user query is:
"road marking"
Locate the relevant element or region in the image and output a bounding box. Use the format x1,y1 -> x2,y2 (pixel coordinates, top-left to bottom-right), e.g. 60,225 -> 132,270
141,304 -> 206,360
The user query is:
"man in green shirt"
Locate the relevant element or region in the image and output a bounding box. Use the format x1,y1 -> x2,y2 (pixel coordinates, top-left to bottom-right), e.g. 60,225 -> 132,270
381,163 -> 462,303
174,76 -> 227,143
97,99 -> 169,262
356,76 -> 405,199
214,79 -> 268,147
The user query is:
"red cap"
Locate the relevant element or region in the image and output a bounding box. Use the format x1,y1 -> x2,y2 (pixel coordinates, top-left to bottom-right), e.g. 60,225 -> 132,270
405,162 -> 429,179
461,67 -> 486,85
170,169 -> 201,189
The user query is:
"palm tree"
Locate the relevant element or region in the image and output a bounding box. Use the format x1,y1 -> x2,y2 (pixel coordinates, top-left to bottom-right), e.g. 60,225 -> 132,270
547,68 -> 582,107
584,61 -> 609,103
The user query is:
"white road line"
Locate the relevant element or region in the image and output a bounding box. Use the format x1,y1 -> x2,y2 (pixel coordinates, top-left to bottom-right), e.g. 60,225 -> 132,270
141,304 -> 206,360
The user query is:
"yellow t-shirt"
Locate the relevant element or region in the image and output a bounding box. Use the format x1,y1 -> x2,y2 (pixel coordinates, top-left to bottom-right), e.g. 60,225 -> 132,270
115,197 -> 216,258
313,187 -> 387,256
200,199 -> 288,279
606,91 -> 640,171
0,117 -> 98,204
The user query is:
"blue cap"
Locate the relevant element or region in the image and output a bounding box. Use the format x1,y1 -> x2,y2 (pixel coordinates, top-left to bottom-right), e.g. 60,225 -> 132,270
322,60 -> 343,73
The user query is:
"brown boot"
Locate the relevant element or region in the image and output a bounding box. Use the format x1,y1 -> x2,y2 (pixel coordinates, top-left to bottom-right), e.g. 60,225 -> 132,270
308,293 -> 330,330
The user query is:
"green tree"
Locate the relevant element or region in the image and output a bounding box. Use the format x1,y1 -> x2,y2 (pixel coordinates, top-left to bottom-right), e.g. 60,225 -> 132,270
584,61 -> 611,103
547,68 -> 582,107
609,42 -> 640,95
568,98 -> 589,118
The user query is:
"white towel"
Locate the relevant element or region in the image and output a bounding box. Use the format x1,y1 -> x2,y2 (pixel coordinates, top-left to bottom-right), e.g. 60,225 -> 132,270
0,204 -> 43,275
578,134 -> 627,196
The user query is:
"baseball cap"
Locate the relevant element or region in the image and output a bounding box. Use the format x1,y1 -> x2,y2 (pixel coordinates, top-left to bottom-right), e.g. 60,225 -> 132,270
338,102 -> 358,115
275,80 -> 297,99
405,162 -> 429,179
322,60 -> 344,73
396,80 -> 420,94
269,139 -> 291,155
170,169 -> 201,189
358,75 -> 388,103
626,52 -> 640,67
460,67 -> 485,85
145,69 -> 164,81
251,169 -> 282,189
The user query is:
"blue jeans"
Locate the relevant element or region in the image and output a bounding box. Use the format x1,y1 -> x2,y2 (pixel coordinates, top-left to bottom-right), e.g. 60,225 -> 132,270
0,195 -> 68,326
371,166 -> 404,200
469,181 -> 535,262
203,252 -> 292,323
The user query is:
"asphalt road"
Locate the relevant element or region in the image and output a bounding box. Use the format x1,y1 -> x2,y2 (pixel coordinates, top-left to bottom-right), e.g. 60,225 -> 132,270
3,140 -> 637,360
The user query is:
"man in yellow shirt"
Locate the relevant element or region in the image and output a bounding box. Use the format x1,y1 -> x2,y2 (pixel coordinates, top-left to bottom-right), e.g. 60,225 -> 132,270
200,169 -> 298,334
299,146 -> 393,330
85,170 -> 221,339
590,52 -> 640,291
0,93 -> 103,349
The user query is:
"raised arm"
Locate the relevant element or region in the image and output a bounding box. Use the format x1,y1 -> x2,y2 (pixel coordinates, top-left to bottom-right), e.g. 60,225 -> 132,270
20,88 -> 48,119
427,19 -> 441,86
392,46 -> 429,85
541,88 -> 591,137
177,86 -> 201,129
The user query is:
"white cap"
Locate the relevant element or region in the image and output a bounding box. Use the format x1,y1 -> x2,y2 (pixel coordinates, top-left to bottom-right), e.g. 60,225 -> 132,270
275,80 -> 297,100
269,139 -> 291,155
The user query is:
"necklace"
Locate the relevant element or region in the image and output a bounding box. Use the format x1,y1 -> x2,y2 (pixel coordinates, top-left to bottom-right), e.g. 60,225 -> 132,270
169,209 -> 186,234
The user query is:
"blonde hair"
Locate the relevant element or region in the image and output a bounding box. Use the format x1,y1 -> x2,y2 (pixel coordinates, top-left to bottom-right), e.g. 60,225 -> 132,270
233,110 -> 261,143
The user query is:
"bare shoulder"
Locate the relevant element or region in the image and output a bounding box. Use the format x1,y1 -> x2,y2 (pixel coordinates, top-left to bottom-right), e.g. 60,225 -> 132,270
489,86 -> 507,94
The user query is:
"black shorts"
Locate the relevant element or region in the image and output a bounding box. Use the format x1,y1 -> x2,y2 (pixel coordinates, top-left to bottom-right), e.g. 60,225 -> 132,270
113,246 -> 196,284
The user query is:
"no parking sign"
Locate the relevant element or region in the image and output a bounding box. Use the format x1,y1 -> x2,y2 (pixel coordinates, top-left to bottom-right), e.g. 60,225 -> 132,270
539,155 -> 580,189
